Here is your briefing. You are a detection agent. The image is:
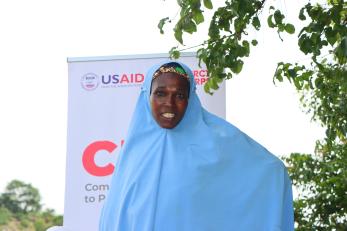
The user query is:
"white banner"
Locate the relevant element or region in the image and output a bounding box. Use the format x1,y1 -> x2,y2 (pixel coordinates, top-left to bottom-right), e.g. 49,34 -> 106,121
64,53 -> 226,231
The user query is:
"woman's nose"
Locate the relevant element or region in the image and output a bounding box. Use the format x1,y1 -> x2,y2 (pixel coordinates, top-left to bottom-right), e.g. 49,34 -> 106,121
163,94 -> 175,106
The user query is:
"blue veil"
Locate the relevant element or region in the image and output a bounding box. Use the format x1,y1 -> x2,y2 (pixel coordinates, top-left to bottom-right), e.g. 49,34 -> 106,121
99,61 -> 294,231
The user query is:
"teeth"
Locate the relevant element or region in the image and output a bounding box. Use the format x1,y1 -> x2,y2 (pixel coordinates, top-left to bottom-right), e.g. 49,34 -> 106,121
162,113 -> 175,118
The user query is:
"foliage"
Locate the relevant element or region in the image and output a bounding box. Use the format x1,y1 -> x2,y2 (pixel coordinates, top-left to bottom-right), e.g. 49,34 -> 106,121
0,207 -> 11,225
276,61 -> 347,142
0,180 -> 63,230
284,142 -> 347,230
158,0 -> 296,93
0,179 -> 41,214
159,0 -> 347,229
273,0 -> 347,142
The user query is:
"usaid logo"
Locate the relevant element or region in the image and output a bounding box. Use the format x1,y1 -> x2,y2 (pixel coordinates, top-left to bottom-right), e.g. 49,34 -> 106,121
101,73 -> 144,86
81,73 -> 99,91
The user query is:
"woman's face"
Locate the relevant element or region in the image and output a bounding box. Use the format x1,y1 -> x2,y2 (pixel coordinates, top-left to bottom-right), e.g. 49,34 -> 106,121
150,72 -> 189,129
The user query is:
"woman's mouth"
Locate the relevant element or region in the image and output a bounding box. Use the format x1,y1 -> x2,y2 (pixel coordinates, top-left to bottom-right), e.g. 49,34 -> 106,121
161,112 -> 175,119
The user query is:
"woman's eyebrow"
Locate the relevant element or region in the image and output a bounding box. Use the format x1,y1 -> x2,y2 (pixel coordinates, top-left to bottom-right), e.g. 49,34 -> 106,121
156,84 -> 186,89
154,86 -> 166,90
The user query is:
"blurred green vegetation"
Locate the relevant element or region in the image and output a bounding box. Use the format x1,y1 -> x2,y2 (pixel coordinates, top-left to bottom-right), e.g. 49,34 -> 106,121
0,180 -> 62,231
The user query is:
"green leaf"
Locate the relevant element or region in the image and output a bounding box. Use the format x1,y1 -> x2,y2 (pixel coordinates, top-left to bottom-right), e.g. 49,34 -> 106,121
267,15 -> 275,28
171,50 -> 180,59
274,10 -> 284,24
330,5 -> 341,24
190,0 -> 201,8
288,69 -> 296,78
284,24 -> 295,34
334,37 -> 347,64
252,16 -> 261,30
193,10 -> 204,24
215,76 -> 224,83
158,17 -> 170,34
274,67 -> 283,82
278,24 -> 285,32
226,73 -> 233,79
230,60 -> 244,74
197,48 -> 206,67
203,0 -> 213,9
208,22 -> 219,39
210,77 -> 219,90
251,39 -> 258,46
169,47 -> 180,59
325,27 -> 337,46
294,78 -> 303,90
234,18 -> 245,33
204,80 -> 211,94
182,19 -> 197,34
235,60 -> 243,74
298,35 -> 313,54
242,40 -> 250,57
301,71 -> 313,82
174,27 -> 183,44
299,8 -> 306,20
314,77 -> 323,88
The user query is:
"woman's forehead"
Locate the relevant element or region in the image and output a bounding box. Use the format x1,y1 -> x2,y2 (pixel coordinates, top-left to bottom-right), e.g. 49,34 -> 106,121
151,73 -> 189,90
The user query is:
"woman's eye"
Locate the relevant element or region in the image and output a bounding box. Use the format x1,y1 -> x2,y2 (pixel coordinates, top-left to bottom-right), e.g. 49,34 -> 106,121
154,91 -> 165,97
177,93 -> 186,99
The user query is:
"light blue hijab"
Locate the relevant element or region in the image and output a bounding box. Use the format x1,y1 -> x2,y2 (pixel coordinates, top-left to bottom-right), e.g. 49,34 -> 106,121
99,61 -> 294,231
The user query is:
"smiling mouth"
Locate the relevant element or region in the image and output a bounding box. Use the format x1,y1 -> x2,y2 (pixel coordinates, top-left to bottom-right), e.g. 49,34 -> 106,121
161,112 -> 175,119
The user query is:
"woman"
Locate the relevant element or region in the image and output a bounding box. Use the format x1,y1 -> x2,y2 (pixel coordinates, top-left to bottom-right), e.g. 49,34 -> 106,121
99,61 -> 294,231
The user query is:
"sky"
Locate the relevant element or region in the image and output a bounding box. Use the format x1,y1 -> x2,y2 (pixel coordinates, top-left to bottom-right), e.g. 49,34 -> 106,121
0,0 -> 324,215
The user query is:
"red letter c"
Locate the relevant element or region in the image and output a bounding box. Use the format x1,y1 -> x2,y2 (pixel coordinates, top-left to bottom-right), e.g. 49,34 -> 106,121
82,141 -> 116,177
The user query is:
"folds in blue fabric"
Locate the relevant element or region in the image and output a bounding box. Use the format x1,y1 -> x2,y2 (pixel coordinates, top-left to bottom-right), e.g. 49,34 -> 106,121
99,61 -> 294,231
